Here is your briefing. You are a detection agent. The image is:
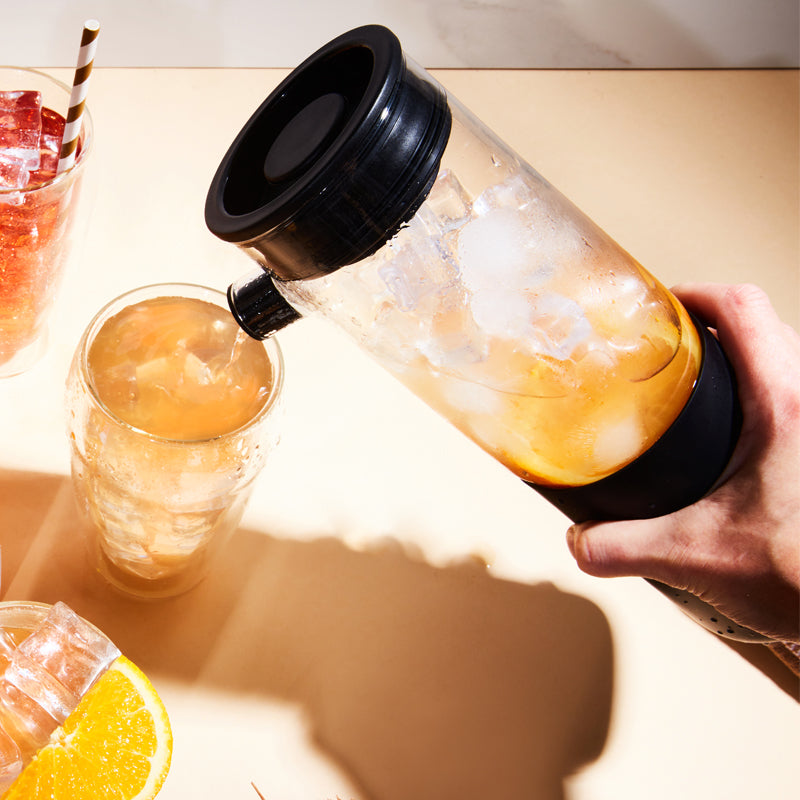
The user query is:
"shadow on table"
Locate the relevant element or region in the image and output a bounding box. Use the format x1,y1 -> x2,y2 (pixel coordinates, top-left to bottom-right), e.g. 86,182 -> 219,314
3,466 -> 608,798
4,467 -> 800,795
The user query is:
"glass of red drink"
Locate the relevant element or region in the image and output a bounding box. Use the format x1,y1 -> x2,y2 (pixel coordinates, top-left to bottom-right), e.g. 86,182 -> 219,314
0,67 -> 93,377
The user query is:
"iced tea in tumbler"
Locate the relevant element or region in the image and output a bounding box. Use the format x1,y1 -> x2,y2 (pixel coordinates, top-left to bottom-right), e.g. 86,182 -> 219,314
0,68 -> 92,376
65,284 -> 284,599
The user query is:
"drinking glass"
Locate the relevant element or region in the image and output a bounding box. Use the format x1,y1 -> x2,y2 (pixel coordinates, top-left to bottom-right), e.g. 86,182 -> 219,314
0,67 -> 93,377
65,283 -> 284,599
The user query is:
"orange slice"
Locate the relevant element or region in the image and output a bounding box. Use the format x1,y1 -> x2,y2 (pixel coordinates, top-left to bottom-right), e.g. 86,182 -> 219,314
2,656 -> 172,800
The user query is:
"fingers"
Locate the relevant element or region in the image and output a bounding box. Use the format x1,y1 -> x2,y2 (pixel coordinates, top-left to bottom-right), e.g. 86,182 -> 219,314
673,282 -> 799,385
673,283 -> 800,441
567,514 -> 800,642
566,512 -> 705,588
564,283 -> 800,641
672,281 -> 774,333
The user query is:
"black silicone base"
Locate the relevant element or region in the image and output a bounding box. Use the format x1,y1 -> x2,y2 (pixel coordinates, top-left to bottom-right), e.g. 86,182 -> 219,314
527,315 -> 741,524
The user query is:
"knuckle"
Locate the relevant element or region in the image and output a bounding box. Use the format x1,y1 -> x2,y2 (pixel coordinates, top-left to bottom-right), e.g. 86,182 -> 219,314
724,282 -> 770,312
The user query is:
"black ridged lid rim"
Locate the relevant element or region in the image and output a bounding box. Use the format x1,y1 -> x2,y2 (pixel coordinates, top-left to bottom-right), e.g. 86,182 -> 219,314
204,24 -> 452,280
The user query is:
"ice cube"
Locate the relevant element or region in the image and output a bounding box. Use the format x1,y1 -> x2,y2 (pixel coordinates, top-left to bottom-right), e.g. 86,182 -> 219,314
591,416 -> 644,473
182,351 -> 214,387
420,293 -> 488,370
441,375 -> 502,416
28,106 -> 66,184
0,679 -> 59,758
0,92 -> 65,190
18,602 -> 120,699
0,724 -> 22,794
0,152 -> 30,190
135,356 -> 171,389
526,293 -> 594,360
39,107 -> 65,153
473,171 -> 537,216
4,651 -> 76,723
457,208 -> 533,293
379,236 -> 458,312
424,169 -> 473,232
379,262 -> 421,312
470,287 -> 533,340
0,630 -> 16,671
0,91 -> 42,172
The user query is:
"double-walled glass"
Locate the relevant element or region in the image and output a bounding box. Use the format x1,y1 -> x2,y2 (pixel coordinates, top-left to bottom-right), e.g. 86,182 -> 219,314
0,67 -> 93,376
65,283 -> 284,599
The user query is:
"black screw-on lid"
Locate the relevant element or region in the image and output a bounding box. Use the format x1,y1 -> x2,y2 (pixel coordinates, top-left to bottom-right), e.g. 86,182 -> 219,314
205,24 -> 452,281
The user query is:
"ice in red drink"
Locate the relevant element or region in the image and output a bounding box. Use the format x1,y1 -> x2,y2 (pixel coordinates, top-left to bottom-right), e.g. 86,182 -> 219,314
0,68 -> 92,376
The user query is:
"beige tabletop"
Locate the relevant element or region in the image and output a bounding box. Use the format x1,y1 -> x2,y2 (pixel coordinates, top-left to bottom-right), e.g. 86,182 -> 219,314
0,68 -> 798,799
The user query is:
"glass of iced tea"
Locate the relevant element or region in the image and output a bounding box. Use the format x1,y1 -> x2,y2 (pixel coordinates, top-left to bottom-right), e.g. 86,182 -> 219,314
0,67 -> 93,377
65,283 -> 284,599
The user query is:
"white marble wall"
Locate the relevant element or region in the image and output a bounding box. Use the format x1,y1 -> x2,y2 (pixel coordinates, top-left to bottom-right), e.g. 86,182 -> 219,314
3,0 -> 799,68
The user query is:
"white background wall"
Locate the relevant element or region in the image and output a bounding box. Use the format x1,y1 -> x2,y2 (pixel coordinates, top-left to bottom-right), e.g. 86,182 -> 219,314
2,0 -> 798,69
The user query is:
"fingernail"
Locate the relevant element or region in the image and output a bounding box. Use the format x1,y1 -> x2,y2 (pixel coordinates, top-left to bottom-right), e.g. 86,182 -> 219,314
566,524 -> 579,558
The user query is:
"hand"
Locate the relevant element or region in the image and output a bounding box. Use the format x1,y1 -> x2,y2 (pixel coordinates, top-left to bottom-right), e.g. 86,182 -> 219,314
567,283 -> 800,643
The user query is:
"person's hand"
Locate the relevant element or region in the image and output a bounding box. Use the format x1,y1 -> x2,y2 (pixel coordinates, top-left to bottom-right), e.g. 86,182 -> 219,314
567,283 -> 800,643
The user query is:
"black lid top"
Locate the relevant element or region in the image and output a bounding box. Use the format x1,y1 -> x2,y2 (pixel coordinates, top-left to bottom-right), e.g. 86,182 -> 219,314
205,24 -> 452,281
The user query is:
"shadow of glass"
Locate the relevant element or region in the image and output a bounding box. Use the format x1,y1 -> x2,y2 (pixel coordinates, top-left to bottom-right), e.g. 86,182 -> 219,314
0,469 -> 66,592
2,466 -> 615,799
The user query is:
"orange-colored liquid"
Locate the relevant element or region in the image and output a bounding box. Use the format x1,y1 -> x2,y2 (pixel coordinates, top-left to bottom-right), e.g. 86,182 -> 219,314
0,627 -> 31,648
87,296 -> 273,440
278,165 -> 704,489
68,295 -> 278,597
389,281 -> 702,488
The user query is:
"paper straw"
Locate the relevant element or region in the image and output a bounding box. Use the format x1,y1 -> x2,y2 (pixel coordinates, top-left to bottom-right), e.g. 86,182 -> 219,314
56,19 -> 100,174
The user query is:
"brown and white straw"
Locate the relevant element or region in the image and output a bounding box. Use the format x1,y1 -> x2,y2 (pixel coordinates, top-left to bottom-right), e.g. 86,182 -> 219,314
57,19 -> 100,174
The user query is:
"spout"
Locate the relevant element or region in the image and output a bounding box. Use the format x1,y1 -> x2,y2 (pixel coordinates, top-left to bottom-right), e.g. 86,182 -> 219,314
227,269 -> 301,339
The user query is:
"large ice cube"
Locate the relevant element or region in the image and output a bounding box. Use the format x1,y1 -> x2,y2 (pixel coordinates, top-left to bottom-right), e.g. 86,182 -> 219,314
472,173 -> 594,274
419,290 -> 488,371
0,152 -> 31,190
590,415 -> 645,475
525,293 -> 594,360
469,287 -> 533,340
29,106 -> 65,183
457,208 -> 532,293
0,679 -> 59,758
473,171 -> 536,216
0,91 -> 42,187
0,724 -> 22,794
4,650 -> 76,723
18,602 -> 120,699
467,285 -> 593,362
380,235 -> 459,312
424,169 -> 473,233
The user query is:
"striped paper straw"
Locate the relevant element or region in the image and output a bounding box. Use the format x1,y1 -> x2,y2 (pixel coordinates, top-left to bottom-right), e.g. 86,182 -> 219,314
57,19 -> 100,174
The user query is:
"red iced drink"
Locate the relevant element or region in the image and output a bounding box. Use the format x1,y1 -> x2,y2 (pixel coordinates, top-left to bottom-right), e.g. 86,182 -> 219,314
0,68 -> 92,376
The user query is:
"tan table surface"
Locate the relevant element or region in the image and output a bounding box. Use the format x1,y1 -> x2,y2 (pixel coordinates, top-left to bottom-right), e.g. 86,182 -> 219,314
1,68 -> 798,799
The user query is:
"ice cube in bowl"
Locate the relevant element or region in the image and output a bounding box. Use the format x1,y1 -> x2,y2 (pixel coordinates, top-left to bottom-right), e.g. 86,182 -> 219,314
18,602 -> 120,699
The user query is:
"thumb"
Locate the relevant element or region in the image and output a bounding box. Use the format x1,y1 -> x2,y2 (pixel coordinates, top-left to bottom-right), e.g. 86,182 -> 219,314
566,513 -> 698,588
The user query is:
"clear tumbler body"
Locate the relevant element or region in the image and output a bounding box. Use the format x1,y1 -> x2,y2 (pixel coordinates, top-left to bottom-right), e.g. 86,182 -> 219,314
273,90 -> 702,488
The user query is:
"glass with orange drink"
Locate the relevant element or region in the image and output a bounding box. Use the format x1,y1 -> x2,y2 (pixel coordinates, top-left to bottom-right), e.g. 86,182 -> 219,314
65,284 -> 284,599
